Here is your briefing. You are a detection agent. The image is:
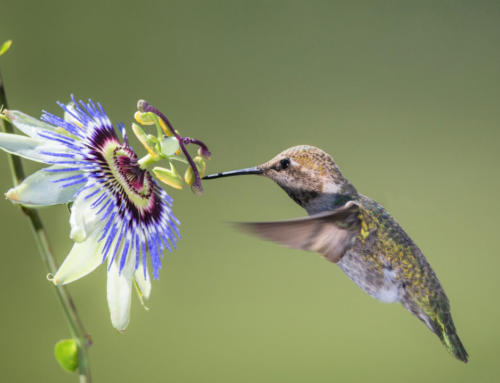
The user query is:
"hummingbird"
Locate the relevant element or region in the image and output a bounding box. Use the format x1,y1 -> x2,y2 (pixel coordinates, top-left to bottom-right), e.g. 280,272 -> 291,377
203,145 -> 468,362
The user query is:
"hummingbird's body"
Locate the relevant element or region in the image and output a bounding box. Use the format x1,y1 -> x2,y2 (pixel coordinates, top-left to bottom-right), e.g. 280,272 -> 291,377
204,145 -> 468,362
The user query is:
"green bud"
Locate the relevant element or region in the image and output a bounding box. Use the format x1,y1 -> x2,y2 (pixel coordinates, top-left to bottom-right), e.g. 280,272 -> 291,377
153,165 -> 183,189
160,136 -> 180,156
54,339 -> 79,373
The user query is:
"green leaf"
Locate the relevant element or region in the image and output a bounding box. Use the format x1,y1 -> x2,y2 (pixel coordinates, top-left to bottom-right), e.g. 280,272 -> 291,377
54,339 -> 79,373
0,40 -> 12,56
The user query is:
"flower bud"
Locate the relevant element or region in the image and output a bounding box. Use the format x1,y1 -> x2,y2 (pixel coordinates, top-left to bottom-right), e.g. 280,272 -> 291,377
54,339 -> 79,373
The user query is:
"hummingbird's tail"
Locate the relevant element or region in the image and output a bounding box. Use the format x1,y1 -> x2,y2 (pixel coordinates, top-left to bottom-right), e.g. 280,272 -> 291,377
434,315 -> 469,363
441,327 -> 469,363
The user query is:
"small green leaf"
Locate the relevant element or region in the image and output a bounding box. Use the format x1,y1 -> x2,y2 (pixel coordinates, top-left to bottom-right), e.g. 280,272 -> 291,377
54,339 -> 79,373
0,40 -> 12,56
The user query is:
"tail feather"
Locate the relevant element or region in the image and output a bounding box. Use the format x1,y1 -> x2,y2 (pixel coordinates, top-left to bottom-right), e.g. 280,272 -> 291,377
442,328 -> 469,363
433,315 -> 469,363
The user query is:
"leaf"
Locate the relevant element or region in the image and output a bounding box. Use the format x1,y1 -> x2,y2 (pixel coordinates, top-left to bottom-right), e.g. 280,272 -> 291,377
54,339 -> 79,373
0,40 -> 12,56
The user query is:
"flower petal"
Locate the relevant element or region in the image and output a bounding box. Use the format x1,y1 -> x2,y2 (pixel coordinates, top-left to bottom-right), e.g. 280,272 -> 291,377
6,110 -> 58,137
135,263 -> 151,301
5,166 -> 81,206
0,132 -> 69,163
107,258 -> 135,331
69,186 -> 105,242
52,229 -> 104,285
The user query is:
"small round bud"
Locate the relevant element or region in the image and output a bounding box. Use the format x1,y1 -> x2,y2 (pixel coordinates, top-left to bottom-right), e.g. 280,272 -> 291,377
54,339 -> 79,373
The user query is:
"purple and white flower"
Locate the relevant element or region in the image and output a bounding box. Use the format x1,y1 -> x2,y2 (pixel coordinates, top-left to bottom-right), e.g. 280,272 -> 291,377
0,98 -> 180,330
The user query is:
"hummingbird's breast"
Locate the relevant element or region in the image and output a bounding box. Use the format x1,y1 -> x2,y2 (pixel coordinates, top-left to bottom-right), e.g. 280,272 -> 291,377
334,196 -> 428,305
337,250 -> 400,303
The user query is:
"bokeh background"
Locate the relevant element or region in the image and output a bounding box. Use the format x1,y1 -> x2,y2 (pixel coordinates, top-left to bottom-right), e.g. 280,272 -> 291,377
1,1 -> 499,382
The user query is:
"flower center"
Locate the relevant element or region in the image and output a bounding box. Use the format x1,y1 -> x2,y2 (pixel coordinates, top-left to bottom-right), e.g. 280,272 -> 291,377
100,141 -> 155,212
113,147 -> 149,196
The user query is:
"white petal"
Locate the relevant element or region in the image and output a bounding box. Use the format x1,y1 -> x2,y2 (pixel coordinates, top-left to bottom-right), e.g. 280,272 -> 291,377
135,262 -> 152,301
52,229 -> 104,285
6,110 -> 57,137
69,186 -> 104,242
107,257 -> 135,331
5,166 -> 81,206
0,132 -> 69,163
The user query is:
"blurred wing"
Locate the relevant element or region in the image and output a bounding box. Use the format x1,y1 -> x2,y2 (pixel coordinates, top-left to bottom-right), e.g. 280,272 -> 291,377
236,201 -> 361,263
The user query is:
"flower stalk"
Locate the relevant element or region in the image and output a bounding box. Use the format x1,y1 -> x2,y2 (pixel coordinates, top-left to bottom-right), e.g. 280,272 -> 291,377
0,71 -> 92,382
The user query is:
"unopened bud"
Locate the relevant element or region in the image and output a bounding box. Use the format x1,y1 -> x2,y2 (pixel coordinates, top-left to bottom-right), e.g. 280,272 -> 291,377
54,339 -> 79,373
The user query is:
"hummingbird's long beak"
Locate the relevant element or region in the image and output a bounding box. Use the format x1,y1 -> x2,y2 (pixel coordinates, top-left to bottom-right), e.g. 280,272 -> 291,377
203,166 -> 262,180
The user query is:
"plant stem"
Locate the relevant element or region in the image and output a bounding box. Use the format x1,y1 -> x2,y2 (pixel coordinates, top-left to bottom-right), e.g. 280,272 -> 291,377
0,68 -> 92,382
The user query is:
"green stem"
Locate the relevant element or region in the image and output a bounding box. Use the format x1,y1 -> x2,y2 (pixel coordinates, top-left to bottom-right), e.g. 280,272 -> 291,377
0,68 -> 92,382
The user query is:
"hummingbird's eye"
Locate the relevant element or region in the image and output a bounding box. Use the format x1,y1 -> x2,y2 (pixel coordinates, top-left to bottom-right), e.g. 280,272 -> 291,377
280,158 -> 290,170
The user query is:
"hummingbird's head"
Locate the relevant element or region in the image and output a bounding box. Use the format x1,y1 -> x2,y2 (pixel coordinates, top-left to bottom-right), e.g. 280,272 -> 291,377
204,145 -> 357,213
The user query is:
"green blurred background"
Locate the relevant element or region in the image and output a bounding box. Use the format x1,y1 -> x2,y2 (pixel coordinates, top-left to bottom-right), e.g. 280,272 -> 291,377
1,1 -> 499,382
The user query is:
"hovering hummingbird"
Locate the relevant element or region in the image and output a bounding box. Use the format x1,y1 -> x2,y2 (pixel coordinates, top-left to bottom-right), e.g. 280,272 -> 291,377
203,145 -> 468,362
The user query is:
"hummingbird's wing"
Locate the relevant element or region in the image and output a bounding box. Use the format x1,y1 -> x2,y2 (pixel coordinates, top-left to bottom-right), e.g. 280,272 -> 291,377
236,201 -> 360,263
